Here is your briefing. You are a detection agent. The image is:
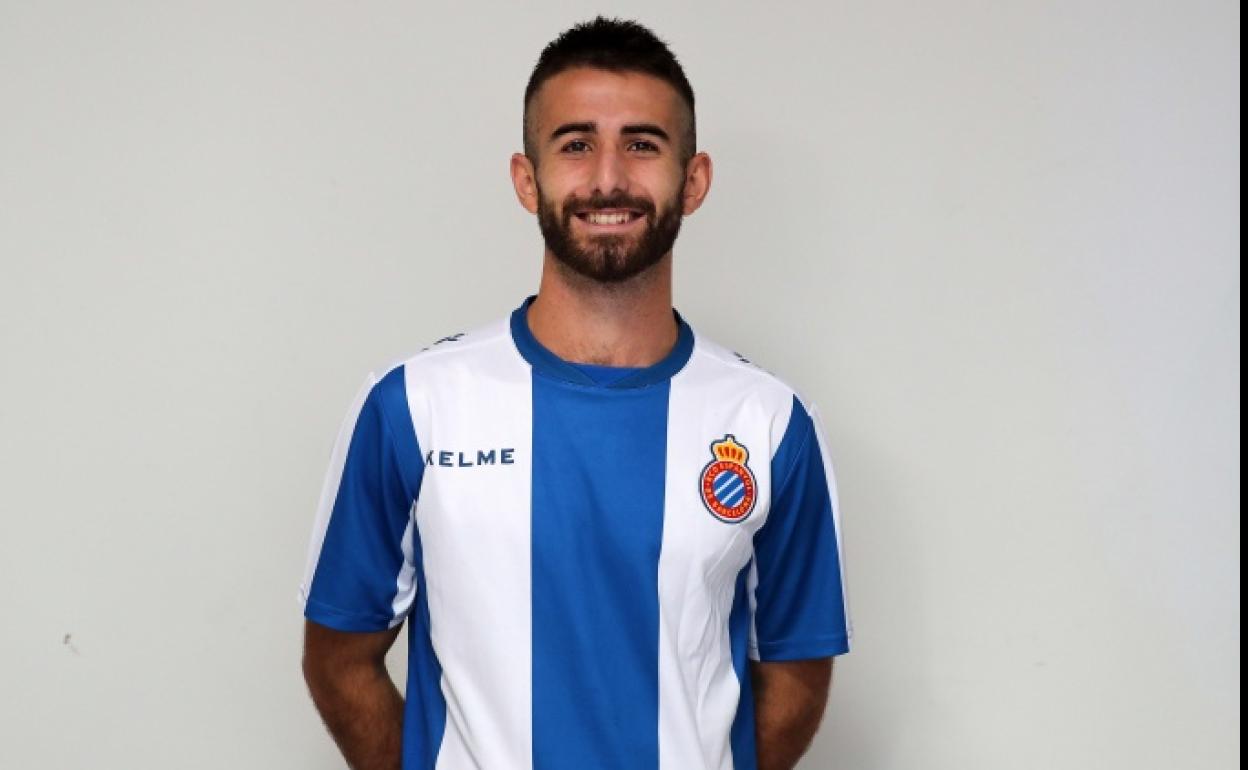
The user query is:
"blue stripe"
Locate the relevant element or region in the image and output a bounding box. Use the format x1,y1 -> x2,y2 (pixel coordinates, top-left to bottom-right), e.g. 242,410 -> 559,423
570,361 -> 644,386
715,471 -> 740,496
768,396 -> 808,505
374,366 -> 424,496
306,366 -> 446,766
376,368 -> 446,767
306,366 -> 424,631
728,559 -> 758,770
402,557 -> 446,769
753,395 -> 850,660
531,375 -> 667,769
721,486 -> 746,508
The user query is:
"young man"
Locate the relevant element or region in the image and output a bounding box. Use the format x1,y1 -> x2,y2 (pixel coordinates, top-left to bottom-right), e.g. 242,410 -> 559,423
298,17 -> 851,770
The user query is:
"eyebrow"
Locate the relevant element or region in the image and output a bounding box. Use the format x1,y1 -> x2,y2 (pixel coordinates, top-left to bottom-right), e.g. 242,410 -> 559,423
549,122 -> 595,141
623,123 -> 671,142
548,121 -> 671,143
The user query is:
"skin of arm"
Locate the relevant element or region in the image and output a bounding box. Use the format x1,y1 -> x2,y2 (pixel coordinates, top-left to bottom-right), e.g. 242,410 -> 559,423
751,657 -> 834,770
302,619 -> 405,770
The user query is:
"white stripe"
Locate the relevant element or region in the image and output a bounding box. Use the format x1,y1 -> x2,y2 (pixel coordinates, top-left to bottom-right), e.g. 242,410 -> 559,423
389,508 -> 418,627
297,373 -> 378,608
404,330 -> 534,770
658,346 -> 794,770
746,559 -> 760,661
749,385 -> 797,661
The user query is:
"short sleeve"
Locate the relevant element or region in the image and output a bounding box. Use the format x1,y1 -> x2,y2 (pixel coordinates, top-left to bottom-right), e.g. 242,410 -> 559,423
297,366 -> 425,632
750,395 -> 851,661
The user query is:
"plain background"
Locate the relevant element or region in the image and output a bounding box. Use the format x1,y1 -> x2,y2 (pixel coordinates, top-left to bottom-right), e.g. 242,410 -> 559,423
0,1 -> 1238,768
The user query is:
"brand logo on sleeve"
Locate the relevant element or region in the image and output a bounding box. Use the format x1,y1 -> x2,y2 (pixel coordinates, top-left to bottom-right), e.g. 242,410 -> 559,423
699,435 -> 757,523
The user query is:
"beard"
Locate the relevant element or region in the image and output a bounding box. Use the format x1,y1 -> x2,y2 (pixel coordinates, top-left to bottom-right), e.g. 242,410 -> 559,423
536,183 -> 685,284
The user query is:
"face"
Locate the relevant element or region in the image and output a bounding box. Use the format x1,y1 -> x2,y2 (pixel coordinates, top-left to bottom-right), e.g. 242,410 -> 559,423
513,68 -> 711,284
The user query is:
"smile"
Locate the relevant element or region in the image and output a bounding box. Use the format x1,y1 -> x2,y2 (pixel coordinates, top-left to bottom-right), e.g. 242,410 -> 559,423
574,209 -> 645,228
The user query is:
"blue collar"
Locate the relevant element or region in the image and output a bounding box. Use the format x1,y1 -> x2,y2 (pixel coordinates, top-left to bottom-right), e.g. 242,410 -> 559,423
509,295 -> 695,389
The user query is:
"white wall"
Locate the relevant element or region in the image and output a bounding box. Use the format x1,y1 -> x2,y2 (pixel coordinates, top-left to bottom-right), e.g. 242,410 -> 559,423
0,1 -> 1238,768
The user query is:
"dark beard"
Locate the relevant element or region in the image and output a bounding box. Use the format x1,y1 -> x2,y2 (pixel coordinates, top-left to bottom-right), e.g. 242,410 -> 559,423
536,185 -> 684,284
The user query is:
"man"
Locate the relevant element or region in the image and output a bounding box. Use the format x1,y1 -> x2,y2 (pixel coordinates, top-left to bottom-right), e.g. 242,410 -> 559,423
298,17 -> 851,770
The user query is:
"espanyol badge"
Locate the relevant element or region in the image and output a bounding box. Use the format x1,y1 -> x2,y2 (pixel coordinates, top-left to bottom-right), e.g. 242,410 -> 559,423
699,435 -> 758,523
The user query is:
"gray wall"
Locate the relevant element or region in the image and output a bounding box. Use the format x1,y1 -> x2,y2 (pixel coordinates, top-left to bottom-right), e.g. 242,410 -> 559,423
0,1 -> 1238,767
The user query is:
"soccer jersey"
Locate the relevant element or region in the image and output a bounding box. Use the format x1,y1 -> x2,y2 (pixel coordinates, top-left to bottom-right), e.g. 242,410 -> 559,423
298,295 -> 852,770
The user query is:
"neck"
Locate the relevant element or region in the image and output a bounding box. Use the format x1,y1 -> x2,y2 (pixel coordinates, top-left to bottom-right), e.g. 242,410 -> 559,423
527,251 -> 678,367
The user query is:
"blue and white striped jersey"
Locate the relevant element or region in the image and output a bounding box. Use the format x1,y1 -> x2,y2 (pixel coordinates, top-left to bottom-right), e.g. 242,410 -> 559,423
298,295 -> 851,770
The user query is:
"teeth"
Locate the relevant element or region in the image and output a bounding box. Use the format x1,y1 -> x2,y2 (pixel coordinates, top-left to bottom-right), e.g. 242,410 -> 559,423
585,212 -> 632,225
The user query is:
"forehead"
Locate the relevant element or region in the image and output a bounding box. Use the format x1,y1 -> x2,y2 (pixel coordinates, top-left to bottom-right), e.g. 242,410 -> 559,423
530,67 -> 683,134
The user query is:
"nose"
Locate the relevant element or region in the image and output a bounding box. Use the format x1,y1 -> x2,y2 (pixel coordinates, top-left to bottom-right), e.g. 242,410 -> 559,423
589,143 -> 627,196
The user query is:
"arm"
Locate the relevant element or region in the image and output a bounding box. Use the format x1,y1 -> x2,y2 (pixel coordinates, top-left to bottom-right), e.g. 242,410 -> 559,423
302,619 -> 405,770
750,398 -> 849,767
298,369 -> 426,766
751,657 -> 834,770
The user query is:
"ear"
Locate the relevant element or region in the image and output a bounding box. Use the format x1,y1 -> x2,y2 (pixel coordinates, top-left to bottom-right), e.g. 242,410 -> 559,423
681,151 -> 713,216
511,153 -> 540,215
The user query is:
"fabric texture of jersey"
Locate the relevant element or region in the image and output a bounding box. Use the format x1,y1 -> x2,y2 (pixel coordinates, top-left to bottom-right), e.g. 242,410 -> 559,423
298,295 -> 852,770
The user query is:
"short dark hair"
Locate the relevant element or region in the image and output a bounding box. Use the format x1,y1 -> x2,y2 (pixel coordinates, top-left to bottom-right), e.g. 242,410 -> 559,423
523,17 -> 697,165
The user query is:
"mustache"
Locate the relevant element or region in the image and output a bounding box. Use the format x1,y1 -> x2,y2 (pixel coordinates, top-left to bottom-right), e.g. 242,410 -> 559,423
562,192 -> 656,217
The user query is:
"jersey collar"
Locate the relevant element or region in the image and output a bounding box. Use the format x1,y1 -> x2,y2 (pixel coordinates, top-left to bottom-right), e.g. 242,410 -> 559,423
509,295 -> 695,389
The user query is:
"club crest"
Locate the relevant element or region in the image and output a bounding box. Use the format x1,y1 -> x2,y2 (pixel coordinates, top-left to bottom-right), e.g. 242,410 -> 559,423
699,435 -> 757,523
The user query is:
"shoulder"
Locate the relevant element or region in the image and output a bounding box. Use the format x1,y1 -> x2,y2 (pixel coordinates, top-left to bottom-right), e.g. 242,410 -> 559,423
682,325 -> 834,468
688,332 -> 843,519
684,328 -> 813,414
347,312 -> 521,418
363,312 -> 519,386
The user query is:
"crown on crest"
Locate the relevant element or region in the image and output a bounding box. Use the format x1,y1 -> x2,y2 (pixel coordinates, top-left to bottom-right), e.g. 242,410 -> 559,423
711,435 -> 749,464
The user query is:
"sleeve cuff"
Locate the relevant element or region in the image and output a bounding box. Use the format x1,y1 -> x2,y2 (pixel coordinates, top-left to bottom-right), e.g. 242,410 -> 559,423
300,592 -> 397,633
754,632 -> 851,660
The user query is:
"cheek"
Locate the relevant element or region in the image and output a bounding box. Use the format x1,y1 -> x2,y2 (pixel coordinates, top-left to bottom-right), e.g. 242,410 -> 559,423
547,181 -> 590,213
639,163 -> 685,202
542,160 -> 593,189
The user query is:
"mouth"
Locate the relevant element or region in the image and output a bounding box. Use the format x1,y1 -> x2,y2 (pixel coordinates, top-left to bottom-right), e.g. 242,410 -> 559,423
573,208 -> 646,231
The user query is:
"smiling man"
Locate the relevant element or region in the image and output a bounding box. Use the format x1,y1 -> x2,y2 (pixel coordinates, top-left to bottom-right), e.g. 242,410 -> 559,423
298,17 -> 851,770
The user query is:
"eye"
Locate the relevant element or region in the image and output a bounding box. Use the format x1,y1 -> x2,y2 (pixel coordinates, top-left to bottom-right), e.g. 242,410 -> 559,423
561,139 -> 590,153
628,140 -> 659,153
